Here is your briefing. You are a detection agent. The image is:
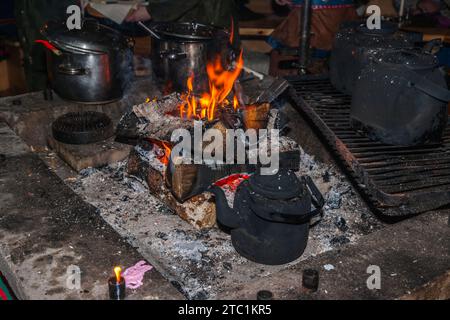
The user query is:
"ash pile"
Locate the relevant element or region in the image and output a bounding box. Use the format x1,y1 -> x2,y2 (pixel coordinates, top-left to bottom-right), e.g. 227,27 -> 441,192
70,143 -> 384,299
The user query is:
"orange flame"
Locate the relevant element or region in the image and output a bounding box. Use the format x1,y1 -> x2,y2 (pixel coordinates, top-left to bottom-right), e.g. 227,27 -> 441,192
114,267 -> 122,284
229,18 -> 234,45
179,51 -> 244,121
233,95 -> 239,111
146,138 -> 172,165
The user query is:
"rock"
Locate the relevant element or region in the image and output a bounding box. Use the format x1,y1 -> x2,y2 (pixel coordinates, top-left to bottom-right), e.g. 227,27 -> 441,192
156,232 -> 169,241
322,171 -> 331,183
330,235 -> 350,247
223,262 -> 233,271
335,217 -> 349,232
326,190 -> 342,209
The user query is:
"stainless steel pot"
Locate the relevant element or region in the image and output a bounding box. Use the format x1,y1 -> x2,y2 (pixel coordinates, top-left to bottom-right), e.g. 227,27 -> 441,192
148,22 -> 230,94
41,20 -> 134,104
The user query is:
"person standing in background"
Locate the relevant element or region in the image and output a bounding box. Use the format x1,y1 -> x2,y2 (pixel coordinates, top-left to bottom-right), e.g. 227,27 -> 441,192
125,0 -> 239,44
268,0 -> 358,76
14,0 -> 79,91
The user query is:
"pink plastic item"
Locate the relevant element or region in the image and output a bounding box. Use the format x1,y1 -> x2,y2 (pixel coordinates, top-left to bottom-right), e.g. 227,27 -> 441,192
123,260 -> 153,290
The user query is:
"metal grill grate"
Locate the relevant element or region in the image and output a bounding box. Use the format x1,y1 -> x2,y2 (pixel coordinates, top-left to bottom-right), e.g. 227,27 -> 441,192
287,75 -> 450,218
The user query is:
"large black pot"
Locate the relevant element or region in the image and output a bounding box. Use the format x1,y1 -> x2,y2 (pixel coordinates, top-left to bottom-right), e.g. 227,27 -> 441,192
350,49 -> 450,146
330,22 -> 416,95
41,20 -> 134,104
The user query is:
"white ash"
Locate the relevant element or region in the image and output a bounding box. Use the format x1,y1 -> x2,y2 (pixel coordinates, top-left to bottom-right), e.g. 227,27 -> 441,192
67,147 -> 385,300
135,145 -> 165,173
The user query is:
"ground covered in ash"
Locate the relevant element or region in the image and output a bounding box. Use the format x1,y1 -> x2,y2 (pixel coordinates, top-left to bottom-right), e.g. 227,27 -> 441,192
68,148 -> 385,299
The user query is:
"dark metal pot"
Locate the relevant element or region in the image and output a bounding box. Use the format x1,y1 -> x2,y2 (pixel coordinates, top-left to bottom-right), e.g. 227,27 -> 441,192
210,170 -> 324,265
330,22 -> 416,95
149,22 -> 230,94
351,49 -> 450,146
41,20 -> 134,104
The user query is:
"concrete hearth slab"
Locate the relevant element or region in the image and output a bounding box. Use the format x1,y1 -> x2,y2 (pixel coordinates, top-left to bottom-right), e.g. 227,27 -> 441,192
0,123 -> 183,300
0,80 -> 449,300
217,211 -> 450,299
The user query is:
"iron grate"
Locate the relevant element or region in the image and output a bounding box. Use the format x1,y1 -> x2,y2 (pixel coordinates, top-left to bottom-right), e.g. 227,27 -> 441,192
287,75 -> 450,218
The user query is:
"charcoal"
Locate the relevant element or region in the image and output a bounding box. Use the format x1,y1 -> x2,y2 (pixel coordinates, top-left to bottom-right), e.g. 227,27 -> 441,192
334,217 -> 349,232
326,190 -> 342,209
330,235 -> 350,247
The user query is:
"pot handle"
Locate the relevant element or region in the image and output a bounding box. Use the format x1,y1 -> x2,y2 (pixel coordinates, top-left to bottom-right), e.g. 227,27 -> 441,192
57,64 -> 87,76
422,38 -> 442,55
159,50 -> 188,60
405,69 -> 450,102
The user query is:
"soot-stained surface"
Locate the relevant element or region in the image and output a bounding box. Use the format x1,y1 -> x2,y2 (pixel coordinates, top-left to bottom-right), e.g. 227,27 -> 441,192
67,144 -> 385,299
0,137 -> 182,299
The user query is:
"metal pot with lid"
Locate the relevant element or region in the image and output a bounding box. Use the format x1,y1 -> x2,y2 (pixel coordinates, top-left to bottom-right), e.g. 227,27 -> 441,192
146,22 -> 231,94
40,20 -> 134,104
351,48 -> 450,146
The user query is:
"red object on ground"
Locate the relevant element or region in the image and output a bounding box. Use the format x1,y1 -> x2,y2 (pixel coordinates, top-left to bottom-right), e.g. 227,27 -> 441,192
214,174 -> 250,192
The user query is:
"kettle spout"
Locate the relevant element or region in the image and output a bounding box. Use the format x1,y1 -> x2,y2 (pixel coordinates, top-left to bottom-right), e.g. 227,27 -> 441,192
209,186 -> 240,229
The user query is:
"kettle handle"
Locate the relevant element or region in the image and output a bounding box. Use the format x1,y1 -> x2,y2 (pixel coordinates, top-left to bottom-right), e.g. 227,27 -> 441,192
249,176 -> 325,224
304,176 -> 325,215
404,68 -> 450,102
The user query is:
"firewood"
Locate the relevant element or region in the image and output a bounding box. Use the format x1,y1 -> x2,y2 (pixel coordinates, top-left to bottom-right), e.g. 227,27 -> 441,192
127,147 -> 216,229
242,103 -> 271,130
116,93 -> 195,144
165,155 -> 257,203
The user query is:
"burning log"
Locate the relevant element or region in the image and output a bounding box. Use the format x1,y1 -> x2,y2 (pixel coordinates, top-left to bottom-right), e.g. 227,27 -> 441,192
127,145 -> 217,229
116,93 -> 195,144
166,157 -> 257,203
242,103 -> 271,130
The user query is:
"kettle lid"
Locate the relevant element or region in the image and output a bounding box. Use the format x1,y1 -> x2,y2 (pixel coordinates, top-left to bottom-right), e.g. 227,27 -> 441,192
356,21 -> 398,36
375,49 -> 439,70
41,20 -> 129,54
248,169 -> 302,200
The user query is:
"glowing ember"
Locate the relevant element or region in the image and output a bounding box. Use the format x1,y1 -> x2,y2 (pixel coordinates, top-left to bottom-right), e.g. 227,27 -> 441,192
114,267 -> 122,284
229,18 -> 234,45
145,97 -> 157,103
179,51 -> 244,122
146,138 -> 172,165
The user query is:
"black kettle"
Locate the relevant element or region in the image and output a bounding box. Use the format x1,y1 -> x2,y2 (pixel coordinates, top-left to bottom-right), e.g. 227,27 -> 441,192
210,169 -> 324,265
330,22 -> 417,95
351,48 -> 450,146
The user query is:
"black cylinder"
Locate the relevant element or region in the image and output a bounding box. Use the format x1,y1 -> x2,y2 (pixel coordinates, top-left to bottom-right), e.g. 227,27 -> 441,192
257,290 -> 274,300
302,269 -> 319,291
108,277 -> 126,300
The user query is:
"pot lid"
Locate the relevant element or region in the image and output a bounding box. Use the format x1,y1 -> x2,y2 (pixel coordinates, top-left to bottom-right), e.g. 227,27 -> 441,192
375,49 -> 439,70
248,170 -> 302,200
356,21 -> 398,36
41,20 -> 128,54
152,22 -> 228,41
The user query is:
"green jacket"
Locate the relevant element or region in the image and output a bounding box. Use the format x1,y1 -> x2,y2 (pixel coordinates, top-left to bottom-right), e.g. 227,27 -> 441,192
148,0 -> 237,29
15,0 -> 77,91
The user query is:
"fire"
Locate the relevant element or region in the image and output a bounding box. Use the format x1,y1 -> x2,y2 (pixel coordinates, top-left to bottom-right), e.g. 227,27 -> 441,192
229,18 -> 234,45
179,50 -> 244,122
233,95 -> 239,111
159,141 -> 172,165
146,138 -> 172,165
114,267 -> 122,284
